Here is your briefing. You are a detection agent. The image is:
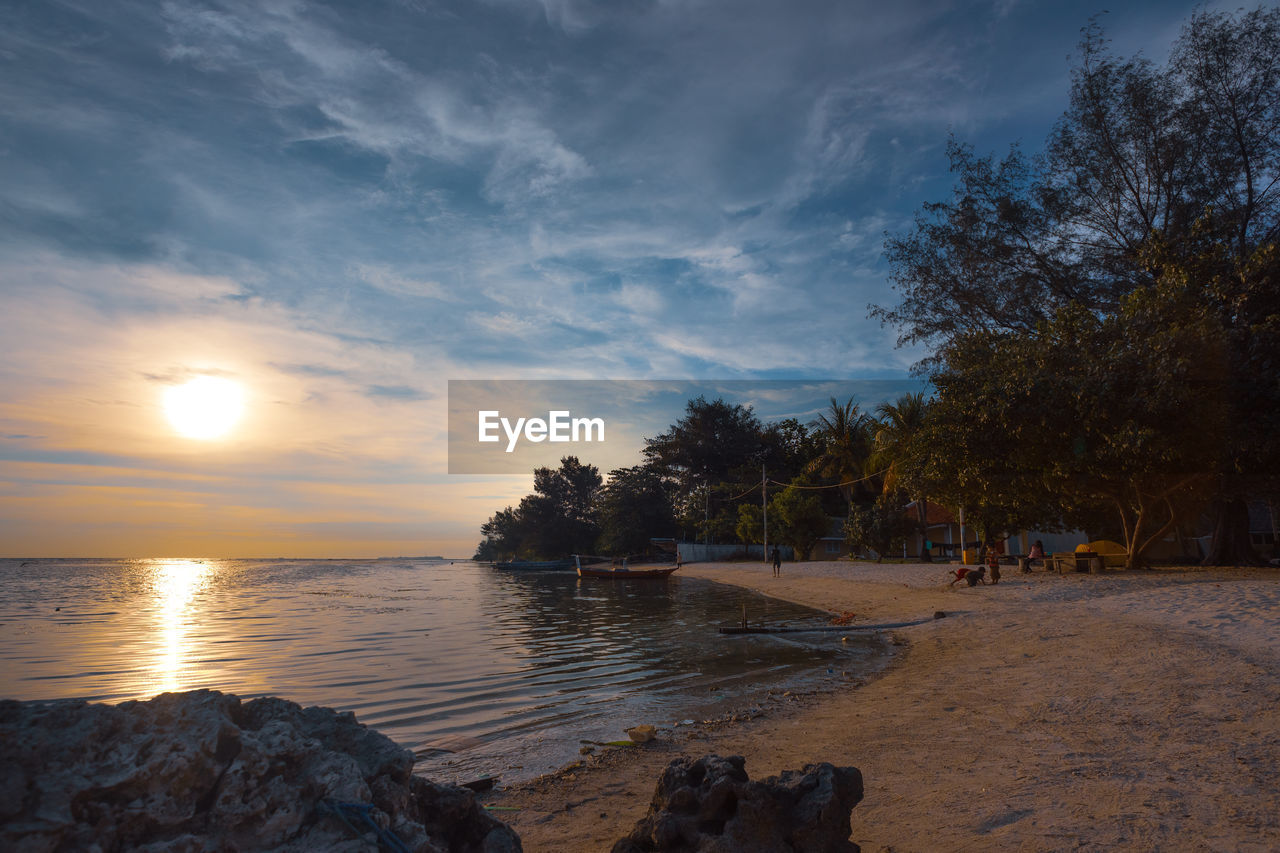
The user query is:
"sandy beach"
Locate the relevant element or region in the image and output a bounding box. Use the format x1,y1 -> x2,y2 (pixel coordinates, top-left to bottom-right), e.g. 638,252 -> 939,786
488,560 -> 1280,852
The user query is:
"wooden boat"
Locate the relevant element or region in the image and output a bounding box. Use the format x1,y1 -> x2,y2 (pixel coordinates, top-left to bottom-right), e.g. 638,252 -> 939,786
573,555 -> 678,579
577,564 -> 679,579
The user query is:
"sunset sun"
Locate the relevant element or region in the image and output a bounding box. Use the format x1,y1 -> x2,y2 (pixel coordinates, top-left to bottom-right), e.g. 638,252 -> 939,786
163,376 -> 245,439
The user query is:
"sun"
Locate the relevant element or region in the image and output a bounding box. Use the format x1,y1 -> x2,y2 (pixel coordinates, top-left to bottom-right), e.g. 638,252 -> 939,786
164,376 -> 246,440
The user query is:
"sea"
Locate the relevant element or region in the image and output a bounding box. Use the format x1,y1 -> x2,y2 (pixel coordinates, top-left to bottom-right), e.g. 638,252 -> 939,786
0,558 -> 886,784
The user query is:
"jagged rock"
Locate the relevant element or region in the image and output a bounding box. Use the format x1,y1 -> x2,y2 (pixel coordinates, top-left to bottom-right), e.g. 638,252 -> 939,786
612,754 -> 863,853
0,690 -> 521,853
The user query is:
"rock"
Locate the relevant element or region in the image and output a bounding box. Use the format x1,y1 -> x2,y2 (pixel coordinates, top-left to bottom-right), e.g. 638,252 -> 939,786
612,754 -> 863,853
0,689 -> 521,853
626,725 -> 657,743
933,611 -> 947,619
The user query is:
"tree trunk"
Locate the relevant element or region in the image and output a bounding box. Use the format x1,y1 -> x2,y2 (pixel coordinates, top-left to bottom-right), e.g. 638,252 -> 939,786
1202,497 -> 1260,566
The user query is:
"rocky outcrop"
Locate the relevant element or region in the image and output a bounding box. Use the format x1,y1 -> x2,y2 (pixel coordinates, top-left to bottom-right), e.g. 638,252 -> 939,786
0,690 -> 520,853
612,754 -> 863,853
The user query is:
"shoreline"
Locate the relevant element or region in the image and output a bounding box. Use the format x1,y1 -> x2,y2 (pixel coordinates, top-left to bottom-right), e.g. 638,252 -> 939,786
486,559 -> 1280,851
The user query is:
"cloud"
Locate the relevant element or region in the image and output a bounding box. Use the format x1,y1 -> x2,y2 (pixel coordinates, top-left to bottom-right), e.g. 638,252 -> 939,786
0,0 -> 1207,554
351,264 -> 452,300
366,384 -> 432,401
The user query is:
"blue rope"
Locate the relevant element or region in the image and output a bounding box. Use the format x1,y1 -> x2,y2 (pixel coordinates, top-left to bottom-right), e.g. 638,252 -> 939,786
317,798 -> 411,853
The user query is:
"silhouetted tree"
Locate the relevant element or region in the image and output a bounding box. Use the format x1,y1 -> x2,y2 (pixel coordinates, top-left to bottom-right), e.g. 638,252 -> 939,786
877,7 -> 1280,564
595,464 -> 675,556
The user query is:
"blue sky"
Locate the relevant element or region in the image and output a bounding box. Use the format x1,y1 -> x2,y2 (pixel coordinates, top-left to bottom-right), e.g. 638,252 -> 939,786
0,0 -> 1222,555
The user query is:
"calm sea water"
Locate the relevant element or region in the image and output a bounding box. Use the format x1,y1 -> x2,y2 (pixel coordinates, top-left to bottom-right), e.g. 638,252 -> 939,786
0,558 -> 885,783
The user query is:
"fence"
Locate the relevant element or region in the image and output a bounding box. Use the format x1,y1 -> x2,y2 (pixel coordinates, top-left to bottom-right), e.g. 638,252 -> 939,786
676,543 -> 794,562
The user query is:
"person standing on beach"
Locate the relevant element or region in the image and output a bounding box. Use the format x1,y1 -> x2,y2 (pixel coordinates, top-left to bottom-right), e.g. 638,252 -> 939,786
771,545 -> 781,577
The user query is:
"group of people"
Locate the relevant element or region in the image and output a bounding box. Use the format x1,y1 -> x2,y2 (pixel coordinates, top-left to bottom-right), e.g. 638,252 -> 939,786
950,539 -> 1046,587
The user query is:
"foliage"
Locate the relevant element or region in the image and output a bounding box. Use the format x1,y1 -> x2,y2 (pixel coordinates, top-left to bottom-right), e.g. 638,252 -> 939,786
877,7 -> 1280,565
472,456 -> 602,560
806,397 -> 878,508
768,483 -> 831,561
595,464 -> 676,556
643,396 -> 765,541
877,7 -> 1280,350
760,417 -> 824,485
735,502 -> 780,547
919,284 -> 1226,569
845,495 -> 914,562
871,393 -> 934,560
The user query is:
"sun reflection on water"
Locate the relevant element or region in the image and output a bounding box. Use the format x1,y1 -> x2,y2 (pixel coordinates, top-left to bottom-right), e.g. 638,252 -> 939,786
148,558 -> 211,694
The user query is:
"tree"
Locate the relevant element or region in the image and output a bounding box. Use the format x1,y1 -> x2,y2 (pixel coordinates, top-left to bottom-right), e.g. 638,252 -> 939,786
473,456 -> 602,560
806,397 -> 877,510
595,464 -> 676,556
769,483 -> 831,561
643,397 -> 764,543
878,8 -> 1280,346
527,456 -> 602,556
474,506 -> 522,561
877,7 -> 1280,564
872,392 -> 934,560
760,417 -> 824,485
735,502 -> 780,547
1147,236 -> 1280,563
919,283 -> 1226,570
845,495 -> 914,562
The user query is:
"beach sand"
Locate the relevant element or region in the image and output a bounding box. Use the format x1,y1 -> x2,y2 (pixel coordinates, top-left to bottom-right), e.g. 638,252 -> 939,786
486,560 -> 1280,852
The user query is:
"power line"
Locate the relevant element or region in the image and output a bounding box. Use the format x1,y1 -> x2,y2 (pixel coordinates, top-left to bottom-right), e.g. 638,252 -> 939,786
767,468 -> 888,490
712,467 -> 888,498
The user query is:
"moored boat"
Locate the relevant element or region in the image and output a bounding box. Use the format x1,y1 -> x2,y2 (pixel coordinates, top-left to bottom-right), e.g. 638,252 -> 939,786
577,565 -> 679,579
573,554 -> 679,579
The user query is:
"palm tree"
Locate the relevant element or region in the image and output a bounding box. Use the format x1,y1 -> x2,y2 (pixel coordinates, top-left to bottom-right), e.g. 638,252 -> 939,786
807,396 -> 876,510
872,392 -> 933,561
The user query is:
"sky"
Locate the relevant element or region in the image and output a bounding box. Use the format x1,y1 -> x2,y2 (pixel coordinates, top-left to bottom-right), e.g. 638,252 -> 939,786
0,0 -> 1226,557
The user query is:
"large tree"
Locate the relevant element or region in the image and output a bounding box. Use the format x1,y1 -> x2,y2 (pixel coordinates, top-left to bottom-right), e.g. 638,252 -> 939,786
473,456 -> 602,560
878,7 -> 1280,564
918,283 -> 1226,570
879,8 -> 1280,345
806,397 -> 877,510
845,494 -> 915,563
643,397 -> 764,542
595,464 -> 676,557
872,393 -> 934,560
768,483 -> 831,562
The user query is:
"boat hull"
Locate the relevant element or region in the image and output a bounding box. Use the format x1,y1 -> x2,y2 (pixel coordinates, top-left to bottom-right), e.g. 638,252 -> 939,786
576,566 -> 679,579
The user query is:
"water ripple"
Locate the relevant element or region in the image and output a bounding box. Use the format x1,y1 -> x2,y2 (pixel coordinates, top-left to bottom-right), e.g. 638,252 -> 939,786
0,558 -> 884,783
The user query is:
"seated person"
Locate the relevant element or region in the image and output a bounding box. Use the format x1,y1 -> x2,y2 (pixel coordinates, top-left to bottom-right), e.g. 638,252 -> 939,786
1025,539 -> 1045,570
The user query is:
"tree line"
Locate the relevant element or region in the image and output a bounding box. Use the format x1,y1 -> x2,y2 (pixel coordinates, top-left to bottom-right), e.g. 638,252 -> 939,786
473,394 -> 934,563
476,7 -> 1280,569
875,7 -> 1280,569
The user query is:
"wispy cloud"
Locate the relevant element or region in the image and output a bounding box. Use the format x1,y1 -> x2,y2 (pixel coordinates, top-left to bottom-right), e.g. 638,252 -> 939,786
0,0 -> 1205,554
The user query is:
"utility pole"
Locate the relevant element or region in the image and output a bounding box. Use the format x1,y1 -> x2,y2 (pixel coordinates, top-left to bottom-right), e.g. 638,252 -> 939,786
762,461 -> 768,565
704,481 -> 710,549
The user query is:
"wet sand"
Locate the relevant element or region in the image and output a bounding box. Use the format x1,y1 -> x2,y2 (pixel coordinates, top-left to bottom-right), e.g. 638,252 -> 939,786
486,560 -> 1280,852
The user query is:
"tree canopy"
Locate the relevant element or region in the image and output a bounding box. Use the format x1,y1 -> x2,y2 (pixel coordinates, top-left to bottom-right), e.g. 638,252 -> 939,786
877,8 -> 1280,351
877,6 -> 1280,565
473,456 -> 602,561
